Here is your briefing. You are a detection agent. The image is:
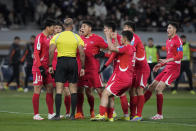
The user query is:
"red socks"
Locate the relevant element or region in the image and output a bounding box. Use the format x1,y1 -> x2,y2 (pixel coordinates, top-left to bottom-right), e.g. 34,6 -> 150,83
136,95 -> 145,117
120,95 -> 129,115
32,93 -> 39,115
108,108 -> 114,118
87,95 -> 94,113
76,93 -> 84,113
157,94 -> 163,115
130,96 -> 138,117
99,105 -> 107,116
64,95 -> 71,114
46,93 -> 54,114
144,90 -> 152,103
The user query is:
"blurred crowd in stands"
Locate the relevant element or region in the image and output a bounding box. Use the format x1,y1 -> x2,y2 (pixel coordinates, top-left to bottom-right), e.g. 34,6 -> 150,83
0,0 -> 196,32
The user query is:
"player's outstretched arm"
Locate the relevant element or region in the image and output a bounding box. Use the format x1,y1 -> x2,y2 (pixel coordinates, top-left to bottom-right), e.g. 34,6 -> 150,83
49,44 -> 56,74
78,44 -> 85,76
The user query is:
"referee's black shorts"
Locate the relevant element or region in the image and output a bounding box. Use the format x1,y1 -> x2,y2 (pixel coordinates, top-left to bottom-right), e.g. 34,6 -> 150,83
55,57 -> 78,83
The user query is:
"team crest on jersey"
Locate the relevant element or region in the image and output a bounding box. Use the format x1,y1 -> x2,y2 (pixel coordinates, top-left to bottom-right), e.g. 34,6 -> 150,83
90,41 -> 94,44
170,43 -> 173,47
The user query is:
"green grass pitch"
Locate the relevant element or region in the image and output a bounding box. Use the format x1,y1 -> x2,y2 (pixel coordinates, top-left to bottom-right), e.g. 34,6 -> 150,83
0,90 -> 196,131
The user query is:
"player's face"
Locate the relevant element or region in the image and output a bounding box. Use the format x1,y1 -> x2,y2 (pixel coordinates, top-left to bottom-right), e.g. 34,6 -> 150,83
14,39 -> 20,44
123,25 -> 133,33
54,25 -> 62,35
148,40 -> 153,47
81,24 -> 91,36
48,25 -> 54,35
167,24 -> 176,38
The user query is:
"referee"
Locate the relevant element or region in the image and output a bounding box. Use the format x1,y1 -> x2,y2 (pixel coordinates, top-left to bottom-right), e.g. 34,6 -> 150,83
49,18 -> 85,120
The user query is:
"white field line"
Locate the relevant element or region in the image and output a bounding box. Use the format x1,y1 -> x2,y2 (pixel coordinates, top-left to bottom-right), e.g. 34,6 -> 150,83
0,110 -> 196,127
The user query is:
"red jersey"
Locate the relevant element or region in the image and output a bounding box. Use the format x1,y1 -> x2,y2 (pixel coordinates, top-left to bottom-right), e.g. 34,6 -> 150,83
132,33 -> 148,69
165,35 -> 183,70
52,49 -> 58,70
32,33 -> 50,71
81,34 -> 108,70
105,34 -> 122,72
117,44 -> 134,73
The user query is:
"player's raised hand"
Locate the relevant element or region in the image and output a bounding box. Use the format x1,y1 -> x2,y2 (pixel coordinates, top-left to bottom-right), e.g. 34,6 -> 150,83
153,63 -> 161,72
111,32 -> 117,39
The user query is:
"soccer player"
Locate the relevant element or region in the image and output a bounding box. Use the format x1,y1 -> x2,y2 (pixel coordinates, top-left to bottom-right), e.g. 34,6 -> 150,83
20,35 -> 35,93
98,21 -> 130,120
51,20 -> 71,118
49,18 -> 85,120
75,20 -> 108,119
144,21 -> 183,120
32,18 -> 56,120
91,30 -> 134,122
123,21 -> 150,121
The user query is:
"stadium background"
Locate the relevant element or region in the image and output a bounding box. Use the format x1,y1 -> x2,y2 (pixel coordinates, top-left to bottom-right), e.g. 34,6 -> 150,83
0,0 -> 196,131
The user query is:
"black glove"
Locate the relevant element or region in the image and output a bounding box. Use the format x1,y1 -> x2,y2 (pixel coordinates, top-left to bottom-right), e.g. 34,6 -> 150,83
94,51 -> 105,58
39,66 -> 46,77
156,45 -> 162,49
98,65 -> 107,73
51,70 -> 56,79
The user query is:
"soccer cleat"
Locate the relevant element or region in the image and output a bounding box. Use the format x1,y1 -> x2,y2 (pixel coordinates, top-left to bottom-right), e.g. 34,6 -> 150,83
90,114 -> 105,121
131,116 -> 142,121
24,88 -> 29,93
113,111 -> 117,119
48,113 -> 56,120
69,115 -> 76,120
75,112 -> 84,119
33,114 -> 44,120
172,90 -> 177,95
17,87 -> 24,92
3,85 -> 9,90
50,115 -> 60,120
65,114 -> 70,119
130,116 -> 134,120
108,117 -> 114,122
190,90 -> 195,95
121,116 -> 130,121
151,114 -> 163,120
90,111 -> 95,118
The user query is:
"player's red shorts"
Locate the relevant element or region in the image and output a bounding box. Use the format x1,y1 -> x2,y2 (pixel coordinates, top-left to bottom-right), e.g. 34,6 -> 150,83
83,70 -> 103,88
33,71 -> 53,86
77,75 -> 90,88
155,68 -> 180,85
106,71 -> 133,96
132,65 -> 150,88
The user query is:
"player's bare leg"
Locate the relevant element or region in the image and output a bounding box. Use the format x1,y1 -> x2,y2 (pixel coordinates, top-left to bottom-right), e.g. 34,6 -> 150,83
63,87 -> 71,118
85,88 -> 95,118
75,86 -> 84,119
144,80 -> 159,103
96,87 -> 103,98
45,83 -> 55,119
69,83 -> 78,120
32,85 -> 44,120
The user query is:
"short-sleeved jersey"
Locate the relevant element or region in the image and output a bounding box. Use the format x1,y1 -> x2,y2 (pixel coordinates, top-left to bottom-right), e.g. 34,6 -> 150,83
132,33 -> 148,69
32,33 -> 50,71
50,31 -> 84,57
52,49 -> 58,70
81,34 -> 108,70
165,35 -> 183,70
117,44 -> 134,73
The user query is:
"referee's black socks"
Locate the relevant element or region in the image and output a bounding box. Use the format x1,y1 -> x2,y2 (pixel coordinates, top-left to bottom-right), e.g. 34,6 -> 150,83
55,94 -> 62,117
71,93 -> 77,117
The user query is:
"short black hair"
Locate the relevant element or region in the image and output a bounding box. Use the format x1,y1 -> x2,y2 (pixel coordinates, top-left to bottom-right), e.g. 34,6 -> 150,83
31,35 -> 36,39
180,35 -> 186,38
82,20 -> 93,28
55,20 -> 64,28
121,31 -> 133,42
104,21 -> 116,32
123,21 -> 136,31
14,36 -> 20,40
168,21 -> 179,30
148,37 -> 153,41
43,18 -> 56,29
